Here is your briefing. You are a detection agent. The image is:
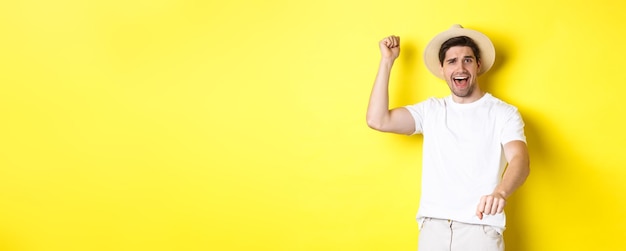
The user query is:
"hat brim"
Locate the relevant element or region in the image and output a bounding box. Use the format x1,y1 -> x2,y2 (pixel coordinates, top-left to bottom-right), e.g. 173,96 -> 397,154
423,24 -> 495,79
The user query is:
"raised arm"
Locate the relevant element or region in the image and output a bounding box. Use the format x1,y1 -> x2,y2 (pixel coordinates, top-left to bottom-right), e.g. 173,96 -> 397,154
366,36 -> 416,135
476,140 -> 530,219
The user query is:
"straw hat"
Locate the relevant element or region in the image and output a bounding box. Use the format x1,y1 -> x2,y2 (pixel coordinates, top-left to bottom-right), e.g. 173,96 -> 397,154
423,24 -> 495,79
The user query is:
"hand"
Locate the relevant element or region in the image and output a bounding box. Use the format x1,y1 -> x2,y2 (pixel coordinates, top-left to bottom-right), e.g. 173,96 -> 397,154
379,35 -> 400,61
475,192 -> 506,220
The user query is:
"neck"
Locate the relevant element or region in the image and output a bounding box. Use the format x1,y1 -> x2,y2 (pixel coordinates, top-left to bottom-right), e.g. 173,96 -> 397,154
451,90 -> 486,104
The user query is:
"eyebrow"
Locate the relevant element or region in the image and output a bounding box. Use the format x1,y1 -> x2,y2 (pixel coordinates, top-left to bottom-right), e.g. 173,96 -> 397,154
445,55 -> 475,63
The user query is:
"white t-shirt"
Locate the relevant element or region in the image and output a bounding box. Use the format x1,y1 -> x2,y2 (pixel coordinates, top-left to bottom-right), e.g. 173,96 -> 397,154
405,93 -> 526,231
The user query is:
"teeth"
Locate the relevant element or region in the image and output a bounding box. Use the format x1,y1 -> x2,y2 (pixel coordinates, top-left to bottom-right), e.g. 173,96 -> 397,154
454,77 -> 468,80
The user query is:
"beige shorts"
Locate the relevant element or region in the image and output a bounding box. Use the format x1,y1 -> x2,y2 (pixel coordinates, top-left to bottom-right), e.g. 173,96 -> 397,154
418,218 -> 504,251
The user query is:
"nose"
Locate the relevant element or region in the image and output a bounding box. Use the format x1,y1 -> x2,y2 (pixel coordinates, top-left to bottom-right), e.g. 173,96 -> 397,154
454,63 -> 467,73
459,61 -> 472,73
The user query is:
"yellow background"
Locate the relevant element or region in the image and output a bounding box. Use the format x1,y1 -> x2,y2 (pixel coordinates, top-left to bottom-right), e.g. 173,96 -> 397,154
1,0 -> 625,250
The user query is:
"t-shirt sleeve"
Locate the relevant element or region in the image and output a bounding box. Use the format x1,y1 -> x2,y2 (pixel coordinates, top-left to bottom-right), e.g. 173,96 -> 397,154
501,107 -> 527,144
404,100 -> 428,135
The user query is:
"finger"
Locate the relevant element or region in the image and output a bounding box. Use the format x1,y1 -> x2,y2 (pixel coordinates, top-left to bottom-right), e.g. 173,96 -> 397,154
387,36 -> 393,48
395,36 -> 400,47
490,199 -> 499,215
476,196 -> 486,219
383,37 -> 391,48
496,199 -> 506,214
484,197 -> 493,215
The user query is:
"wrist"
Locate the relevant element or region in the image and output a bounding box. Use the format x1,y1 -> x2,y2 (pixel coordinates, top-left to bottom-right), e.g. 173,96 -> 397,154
494,189 -> 508,199
379,57 -> 396,67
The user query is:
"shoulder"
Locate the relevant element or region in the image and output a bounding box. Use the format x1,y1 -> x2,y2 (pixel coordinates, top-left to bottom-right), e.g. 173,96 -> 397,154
484,94 -> 520,113
404,96 -> 447,118
482,94 -> 525,127
411,96 -> 448,108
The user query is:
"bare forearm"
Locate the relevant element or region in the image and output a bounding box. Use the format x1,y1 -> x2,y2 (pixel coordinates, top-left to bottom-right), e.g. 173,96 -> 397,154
366,36 -> 414,135
366,59 -> 395,129
495,156 -> 530,199
476,141 -> 529,219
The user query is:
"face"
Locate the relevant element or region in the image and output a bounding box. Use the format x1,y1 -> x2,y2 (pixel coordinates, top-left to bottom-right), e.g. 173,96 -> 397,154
440,46 -> 482,102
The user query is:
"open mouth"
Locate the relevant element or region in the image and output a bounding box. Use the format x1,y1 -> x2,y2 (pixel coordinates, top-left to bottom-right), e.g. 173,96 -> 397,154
453,76 -> 469,87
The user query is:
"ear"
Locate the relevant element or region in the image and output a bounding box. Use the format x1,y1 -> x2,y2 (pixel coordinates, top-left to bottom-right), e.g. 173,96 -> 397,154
439,65 -> 444,77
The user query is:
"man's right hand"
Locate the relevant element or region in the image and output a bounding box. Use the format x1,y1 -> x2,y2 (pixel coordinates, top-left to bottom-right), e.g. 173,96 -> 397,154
367,35 -> 415,135
379,36 -> 400,61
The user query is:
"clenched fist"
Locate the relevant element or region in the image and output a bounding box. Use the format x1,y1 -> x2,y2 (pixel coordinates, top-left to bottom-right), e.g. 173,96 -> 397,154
476,192 -> 507,220
379,35 -> 400,61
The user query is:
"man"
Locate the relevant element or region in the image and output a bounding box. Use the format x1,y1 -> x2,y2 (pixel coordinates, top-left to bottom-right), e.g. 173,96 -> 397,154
366,24 -> 530,251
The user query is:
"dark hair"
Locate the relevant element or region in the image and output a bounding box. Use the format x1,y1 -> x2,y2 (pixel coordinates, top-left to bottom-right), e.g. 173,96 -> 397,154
438,36 -> 481,66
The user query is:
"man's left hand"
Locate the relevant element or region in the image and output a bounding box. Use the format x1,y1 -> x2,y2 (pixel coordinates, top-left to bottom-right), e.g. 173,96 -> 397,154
476,192 -> 506,220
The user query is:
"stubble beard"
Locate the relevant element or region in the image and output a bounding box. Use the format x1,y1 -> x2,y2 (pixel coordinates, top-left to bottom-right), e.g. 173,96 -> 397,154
448,80 -> 475,98
452,85 -> 474,97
